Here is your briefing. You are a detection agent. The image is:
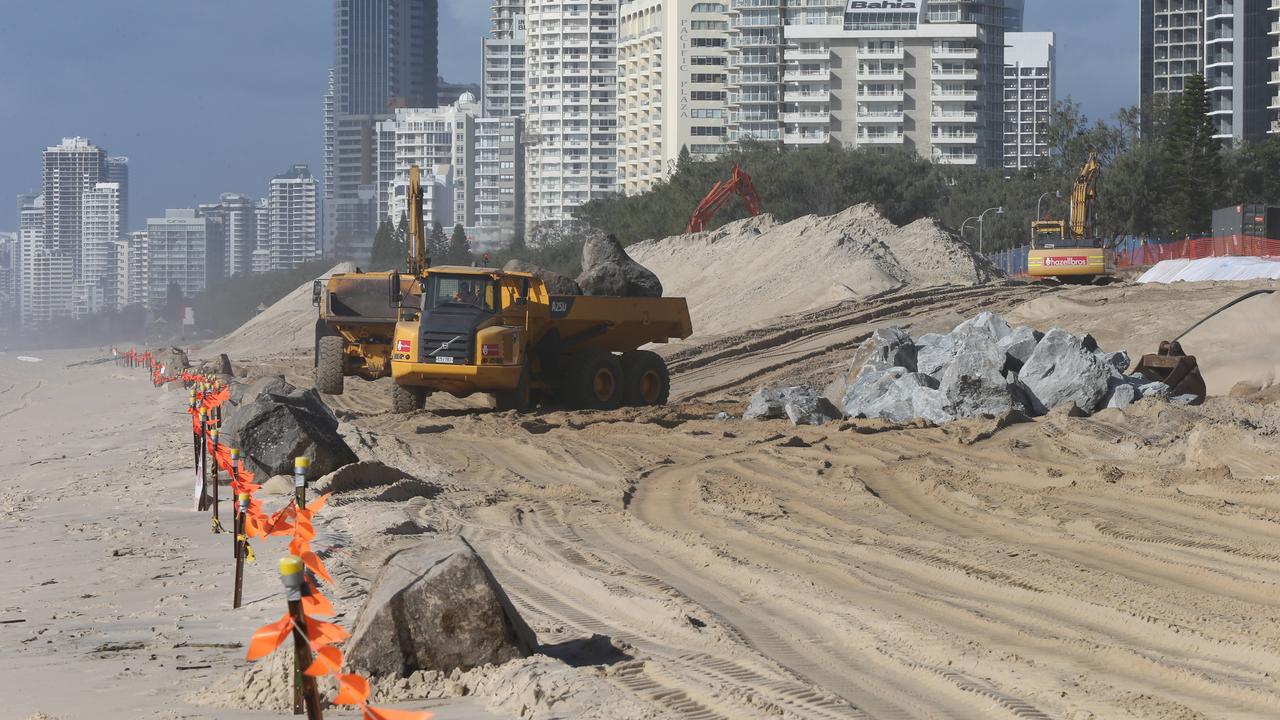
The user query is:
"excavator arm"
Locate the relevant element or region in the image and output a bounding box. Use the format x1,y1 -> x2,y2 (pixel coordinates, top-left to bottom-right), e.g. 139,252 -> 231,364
687,163 -> 764,234
406,165 -> 428,275
1069,151 -> 1099,241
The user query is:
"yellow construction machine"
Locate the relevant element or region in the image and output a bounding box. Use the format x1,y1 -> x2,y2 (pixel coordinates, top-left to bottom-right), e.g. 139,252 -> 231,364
312,165 -> 427,394
386,265 -> 693,413
1028,152 -> 1115,282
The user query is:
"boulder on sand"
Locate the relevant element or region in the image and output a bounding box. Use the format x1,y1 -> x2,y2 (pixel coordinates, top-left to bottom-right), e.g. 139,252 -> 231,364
939,333 -> 1015,419
844,367 -> 949,424
1018,329 -> 1111,414
576,232 -> 663,297
503,259 -> 583,296
227,375 -> 297,408
745,386 -> 840,425
345,536 -> 537,678
221,388 -> 357,480
151,346 -> 190,372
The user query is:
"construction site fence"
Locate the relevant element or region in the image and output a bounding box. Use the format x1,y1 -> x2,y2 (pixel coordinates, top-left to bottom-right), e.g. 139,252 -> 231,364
986,235 -> 1280,276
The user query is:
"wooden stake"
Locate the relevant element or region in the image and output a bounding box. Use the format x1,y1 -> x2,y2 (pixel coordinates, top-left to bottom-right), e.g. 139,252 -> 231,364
279,557 -> 323,719
293,456 -> 310,509
233,491 -> 248,609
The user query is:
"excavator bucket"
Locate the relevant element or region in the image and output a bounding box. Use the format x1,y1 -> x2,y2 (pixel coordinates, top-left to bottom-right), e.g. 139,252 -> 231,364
1132,340 -> 1206,403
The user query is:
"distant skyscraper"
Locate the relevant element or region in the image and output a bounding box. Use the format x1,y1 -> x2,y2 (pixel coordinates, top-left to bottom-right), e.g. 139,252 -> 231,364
42,137 -> 106,272
80,182 -> 123,312
104,156 -> 130,232
269,165 -> 321,271
1004,0 -> 1025,31
124,231 -> 150,308
474,116 -> 525,248
1203,0 -> 1272,143
482,0 -> 526,118
1272,3 -> 1280,135
325,0 -> 440,253
1004,32 -> 1056,171
376,99 -> 480,239
147,209 -> 210,311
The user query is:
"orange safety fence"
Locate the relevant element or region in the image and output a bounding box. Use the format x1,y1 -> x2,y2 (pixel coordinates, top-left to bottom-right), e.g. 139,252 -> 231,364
114,352 -> 430,720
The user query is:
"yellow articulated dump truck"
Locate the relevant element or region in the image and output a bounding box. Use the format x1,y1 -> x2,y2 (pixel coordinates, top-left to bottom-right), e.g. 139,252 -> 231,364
387,266 -> 693,413
1027,151 -> 1115,282
312,164 -> 429,395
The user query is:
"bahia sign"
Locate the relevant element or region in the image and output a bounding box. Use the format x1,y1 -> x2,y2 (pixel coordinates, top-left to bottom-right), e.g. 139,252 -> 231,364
847,1 -> 920,10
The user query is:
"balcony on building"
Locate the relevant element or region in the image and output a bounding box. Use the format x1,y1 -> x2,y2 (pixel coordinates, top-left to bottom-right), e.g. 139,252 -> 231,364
858,130 -> 904,145
784,129 -> 829,145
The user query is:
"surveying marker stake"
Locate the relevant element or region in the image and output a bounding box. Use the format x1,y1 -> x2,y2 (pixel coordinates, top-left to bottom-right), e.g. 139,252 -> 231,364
234,491 -> 249,609
280,556 -> 323,719
209,428 -> 221,532
293,456 -> 310,509
196,407 -> 209,511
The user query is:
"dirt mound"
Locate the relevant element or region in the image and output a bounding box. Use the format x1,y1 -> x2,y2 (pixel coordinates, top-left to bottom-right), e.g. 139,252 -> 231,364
197,262 -> 355,361
627,205 -> 1002,335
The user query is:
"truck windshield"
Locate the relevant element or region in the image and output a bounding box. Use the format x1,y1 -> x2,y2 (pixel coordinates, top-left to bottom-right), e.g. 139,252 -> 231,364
422,275 -> 498,313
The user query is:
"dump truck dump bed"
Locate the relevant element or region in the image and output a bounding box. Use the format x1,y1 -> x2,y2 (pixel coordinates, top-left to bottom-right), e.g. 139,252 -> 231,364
547,295 -> 693,351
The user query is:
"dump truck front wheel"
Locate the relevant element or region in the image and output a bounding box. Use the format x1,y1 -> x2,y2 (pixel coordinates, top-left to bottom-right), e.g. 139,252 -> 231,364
315,336 -> 346,395
391,383 -> 427,414
494,366 -> 532,412
621,351 -> 670,406
566,350 -> 623,410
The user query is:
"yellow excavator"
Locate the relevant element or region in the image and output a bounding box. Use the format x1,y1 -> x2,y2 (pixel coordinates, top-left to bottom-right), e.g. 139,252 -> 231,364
312,166 -> 425,394
1028,152 -> 1114,282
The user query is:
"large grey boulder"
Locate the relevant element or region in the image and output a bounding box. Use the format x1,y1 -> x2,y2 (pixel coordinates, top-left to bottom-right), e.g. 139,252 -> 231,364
845,368 -> 940,423
1018,329 -> 1112,414
345,537 -> 536,677
576,232 -> 663,297
954,311 -> 1013,345
1105,383 -> 1137,410
1096,350 -> 1131,377
998,326 -> 1043,371
915,332 -> 956,380
910,385 -> 954,426
940,333 -> 1014,418
862,327 -> 917,373
744,386 -> 840,425
228,375 -> 296,407
221,388 -> 357,480
503,259 -> 583,296
152,346 -> 190,372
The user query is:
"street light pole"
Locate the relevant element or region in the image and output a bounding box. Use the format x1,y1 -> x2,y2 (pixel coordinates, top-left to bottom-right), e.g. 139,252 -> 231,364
961,216 -> 980,245
1035,190 -> 1061,221
977,206 -> 1003,256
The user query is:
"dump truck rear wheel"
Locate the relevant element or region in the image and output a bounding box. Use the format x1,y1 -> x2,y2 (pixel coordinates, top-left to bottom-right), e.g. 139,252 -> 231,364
566,350 -> 623,410
315,336 -> 346,395
391,383 -> 426,414
494,366 -> 532,412
621,351 -> 669,406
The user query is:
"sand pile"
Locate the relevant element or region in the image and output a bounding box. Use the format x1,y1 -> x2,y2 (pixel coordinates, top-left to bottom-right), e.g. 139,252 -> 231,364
197,262 -> 355,361
627,205 -> 1002,335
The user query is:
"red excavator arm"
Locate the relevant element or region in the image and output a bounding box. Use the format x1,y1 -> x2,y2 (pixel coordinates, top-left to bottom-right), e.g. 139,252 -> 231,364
686,163 -> 764,234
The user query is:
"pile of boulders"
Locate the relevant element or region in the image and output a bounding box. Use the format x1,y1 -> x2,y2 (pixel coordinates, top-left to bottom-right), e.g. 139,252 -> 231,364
746,312 -> 1197,426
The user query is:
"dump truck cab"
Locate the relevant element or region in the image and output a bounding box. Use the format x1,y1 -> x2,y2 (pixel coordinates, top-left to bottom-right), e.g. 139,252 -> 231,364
389,265 -> 692,413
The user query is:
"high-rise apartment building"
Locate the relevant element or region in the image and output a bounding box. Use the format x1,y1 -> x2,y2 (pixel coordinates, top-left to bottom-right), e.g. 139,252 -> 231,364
19,234 -> 73,331
325,0 -> 440,254
104,156 -> 130,232
124,231 -> 150,308
147,210 -> 210,311
42,137 -> 106,271
726,0 -> 785,144
524,0 -> 619,239
376,99 -> 479,232
725,1 -> 1008,166
1271,0 -> 1280,134
617,0 -> 730,195
80,182 -> 123,313
1204,0 -> 1272,143
198,194 -> 259,277
1140,0 -> 1205,114
0,233 -> 18,335
269,165 -> 321,272
254,199 -> 271,271
482,0 -> 527,118
1003,32 -> 1055,170
474,116 -> 525,247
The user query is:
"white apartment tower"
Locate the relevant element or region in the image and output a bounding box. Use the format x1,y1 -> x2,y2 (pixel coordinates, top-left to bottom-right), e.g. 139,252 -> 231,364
727,1 -> 1008,166
269,165 -> 321,271
482,0 -> 527,118
618,0 -> 730,195
147,210 -> 209,311
726,0 -> 785,143
376,99 -> 480,233
80,182 -> 123,313
42,137 -> 106,272
524,0 -> 619,239
1003,32 -> 1055,170
125,231 -> 150,308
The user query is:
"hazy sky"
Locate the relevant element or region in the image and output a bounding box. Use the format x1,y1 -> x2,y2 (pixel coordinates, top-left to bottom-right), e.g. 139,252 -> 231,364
0,1 -> 1137,232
